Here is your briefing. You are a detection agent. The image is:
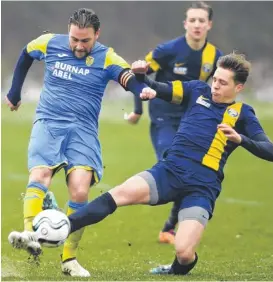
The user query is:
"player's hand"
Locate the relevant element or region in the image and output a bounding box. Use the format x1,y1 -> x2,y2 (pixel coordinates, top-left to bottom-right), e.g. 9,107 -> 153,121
140,87 -> 156,100
5,96 -> 21,111
124,112 -> 141,125
131,60 -> 150,74
217,124 -> 242,144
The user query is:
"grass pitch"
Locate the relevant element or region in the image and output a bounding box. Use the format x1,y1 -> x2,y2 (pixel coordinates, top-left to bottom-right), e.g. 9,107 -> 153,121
2,101 -> 273,281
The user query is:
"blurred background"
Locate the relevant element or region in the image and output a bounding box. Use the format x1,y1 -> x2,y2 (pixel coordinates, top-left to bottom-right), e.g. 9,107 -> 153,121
1,2 -> 273,281
2,1 -> 273,101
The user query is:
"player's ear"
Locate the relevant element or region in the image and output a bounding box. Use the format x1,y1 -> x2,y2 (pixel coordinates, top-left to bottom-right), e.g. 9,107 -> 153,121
183,20 -> 187,31
95,28 -> 101,40
235,83 -> 244,94
207,20 -> 213,31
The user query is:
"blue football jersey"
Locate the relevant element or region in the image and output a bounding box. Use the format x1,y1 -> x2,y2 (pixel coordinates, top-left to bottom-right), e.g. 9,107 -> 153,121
145,36 -> 223,123
164,80 -> 265,180
26,33 -> 131,133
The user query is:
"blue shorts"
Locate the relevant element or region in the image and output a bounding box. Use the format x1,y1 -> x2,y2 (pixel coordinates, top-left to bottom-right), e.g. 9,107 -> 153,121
138,158 -> 220,217
28,119 -> 103,185
150,121 -> 180,161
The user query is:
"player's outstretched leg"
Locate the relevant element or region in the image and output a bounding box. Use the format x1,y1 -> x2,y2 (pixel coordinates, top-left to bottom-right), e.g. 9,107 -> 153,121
158,201 -> 179,244
151,206 -> 208,275
68,174 -> 151,233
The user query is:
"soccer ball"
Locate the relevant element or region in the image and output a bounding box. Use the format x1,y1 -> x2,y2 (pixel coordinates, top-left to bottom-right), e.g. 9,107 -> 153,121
32,209 -> 70,248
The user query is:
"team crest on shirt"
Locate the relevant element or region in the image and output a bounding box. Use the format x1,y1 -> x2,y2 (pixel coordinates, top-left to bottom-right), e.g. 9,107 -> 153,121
227,108 -> 239,117
202,63 -> 213,73
86,56 -> 94,66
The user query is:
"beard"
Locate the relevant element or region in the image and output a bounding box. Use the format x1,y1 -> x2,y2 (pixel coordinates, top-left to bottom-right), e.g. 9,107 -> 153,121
72,48 -> 89,59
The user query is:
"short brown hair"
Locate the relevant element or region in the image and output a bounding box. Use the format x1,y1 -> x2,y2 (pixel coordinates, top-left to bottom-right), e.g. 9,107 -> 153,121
186,1 -> 213,21
217,53 -> 251,84
69,8 -> 100,32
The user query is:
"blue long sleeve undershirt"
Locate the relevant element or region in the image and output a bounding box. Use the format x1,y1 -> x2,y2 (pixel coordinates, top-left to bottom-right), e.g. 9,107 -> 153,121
240,133 -> 273,162
7,47 -> 34,106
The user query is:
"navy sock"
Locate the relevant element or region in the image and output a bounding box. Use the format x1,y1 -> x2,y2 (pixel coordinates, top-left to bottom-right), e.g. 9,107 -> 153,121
169,253 -> 198,275
69,192 -> 117,233
162,201 -> 179,232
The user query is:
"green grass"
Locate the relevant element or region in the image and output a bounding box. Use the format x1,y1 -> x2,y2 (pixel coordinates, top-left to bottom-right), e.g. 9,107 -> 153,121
2,101 -> 273,281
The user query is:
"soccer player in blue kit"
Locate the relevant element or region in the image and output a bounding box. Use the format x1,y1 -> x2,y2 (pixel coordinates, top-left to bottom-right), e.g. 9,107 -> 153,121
126,1 -> 223,244
10,53 -> 273,276
6,8 -> 156,277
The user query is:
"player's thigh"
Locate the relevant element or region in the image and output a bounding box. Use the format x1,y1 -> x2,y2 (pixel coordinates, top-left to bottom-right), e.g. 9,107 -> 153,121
65,127 -> 103,186
137,161 -> 181,206
109,174 -> 151,206
28,119 -> 68,173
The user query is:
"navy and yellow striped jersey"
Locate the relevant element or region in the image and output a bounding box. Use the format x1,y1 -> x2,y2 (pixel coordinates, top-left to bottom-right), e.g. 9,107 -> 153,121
25,33 -> 131,133
145,36 -> 223,123
163,80 -> 264,180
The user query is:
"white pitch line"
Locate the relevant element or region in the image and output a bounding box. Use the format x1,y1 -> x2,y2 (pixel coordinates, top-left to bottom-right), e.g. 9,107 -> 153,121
221,197 -> 262,206
1,256 -> 24,279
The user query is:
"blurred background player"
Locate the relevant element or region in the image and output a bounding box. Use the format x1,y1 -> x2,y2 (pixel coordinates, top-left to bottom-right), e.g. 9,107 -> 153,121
126,1 -> 223,244
5,8 -> 154,277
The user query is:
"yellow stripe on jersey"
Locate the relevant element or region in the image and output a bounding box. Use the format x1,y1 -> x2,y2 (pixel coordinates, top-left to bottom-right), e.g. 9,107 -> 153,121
26,33 -> 55,55
202,103 -> 243,171
104,47 -> 130,69
171,80 -> 184,104
199,42 -> 216,82
145,51 -> 160,72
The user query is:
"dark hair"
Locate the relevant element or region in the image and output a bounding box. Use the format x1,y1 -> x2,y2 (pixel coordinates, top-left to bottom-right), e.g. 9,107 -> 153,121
69,8 -> 100,32
217,53 -> 251,84
186,1 -> 213,21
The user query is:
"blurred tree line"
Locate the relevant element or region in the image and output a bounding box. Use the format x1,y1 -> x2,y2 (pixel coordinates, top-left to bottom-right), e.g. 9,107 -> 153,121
2,1 -> 273,96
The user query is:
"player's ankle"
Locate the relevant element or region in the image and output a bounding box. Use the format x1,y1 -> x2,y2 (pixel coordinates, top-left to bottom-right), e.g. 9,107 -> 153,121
61,254 -> 76,263
169,253 -> 198,275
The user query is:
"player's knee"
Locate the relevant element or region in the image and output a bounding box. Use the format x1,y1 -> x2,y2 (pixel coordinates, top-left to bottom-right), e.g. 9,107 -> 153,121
69,185 -> 89,202
175,247 -> 195,265
29,168 -> 53,187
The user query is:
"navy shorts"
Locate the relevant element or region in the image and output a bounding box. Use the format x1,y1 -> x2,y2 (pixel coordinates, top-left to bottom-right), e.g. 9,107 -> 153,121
138,158 -> 220,218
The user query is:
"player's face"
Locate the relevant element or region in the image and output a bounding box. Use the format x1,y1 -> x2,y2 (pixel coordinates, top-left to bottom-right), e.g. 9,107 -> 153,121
184,8 -> 212,41
211,67 -> 244,103
69,24 -> 100,59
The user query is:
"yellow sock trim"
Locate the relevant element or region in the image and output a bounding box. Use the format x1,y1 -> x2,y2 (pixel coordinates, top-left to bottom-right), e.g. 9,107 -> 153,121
62,206 -> 85,262
23,187 -> 46,230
